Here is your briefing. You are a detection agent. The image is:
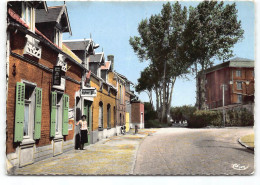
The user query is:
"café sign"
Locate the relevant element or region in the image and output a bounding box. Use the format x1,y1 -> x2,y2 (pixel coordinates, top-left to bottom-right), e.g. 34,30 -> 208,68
81,88 -> 97,97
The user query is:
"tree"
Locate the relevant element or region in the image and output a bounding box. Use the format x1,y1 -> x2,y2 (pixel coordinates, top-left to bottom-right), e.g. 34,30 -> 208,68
183,1 -> 244,109
130,2 -> 191,122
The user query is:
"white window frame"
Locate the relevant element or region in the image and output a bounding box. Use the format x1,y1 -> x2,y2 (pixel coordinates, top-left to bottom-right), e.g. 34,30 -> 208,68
55,93 -> 63,137
98,102 -> 103,129
21,80 -> 36,143
54,28 -> 62,47
21,2 -> 35,32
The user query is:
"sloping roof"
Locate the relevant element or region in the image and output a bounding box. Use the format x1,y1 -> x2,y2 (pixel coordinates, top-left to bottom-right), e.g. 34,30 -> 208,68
36,5 -> 72,35
89,53 -> 104,63
62,44 -> 82,64
203,57 -> 254,74
36,6 -> 63,23
228,57 -> 254,68
63,40 -> 91,51
228,57 -> 254,63
8,8 -> 86,70
100,61 -> 111,70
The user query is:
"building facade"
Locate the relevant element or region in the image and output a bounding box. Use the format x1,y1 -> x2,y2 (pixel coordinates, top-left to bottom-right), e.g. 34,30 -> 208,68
197,57 -> 254,110
6,1 -> 144,169
6,2 -> 86,167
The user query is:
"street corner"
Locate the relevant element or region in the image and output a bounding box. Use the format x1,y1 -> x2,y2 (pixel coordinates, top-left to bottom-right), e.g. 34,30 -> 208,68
238,133 -> 254,151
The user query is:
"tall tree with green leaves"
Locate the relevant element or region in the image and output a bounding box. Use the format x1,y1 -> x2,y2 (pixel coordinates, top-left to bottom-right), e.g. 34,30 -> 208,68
130,2 -> 190,122
183,1 -> 244,109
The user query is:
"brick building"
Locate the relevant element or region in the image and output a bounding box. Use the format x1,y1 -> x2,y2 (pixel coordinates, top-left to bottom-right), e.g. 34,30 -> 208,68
197,57 -> 254,110
63,40 -> 118,143
6,2 -> 86,167
6,1 -> 144,168
131,101 -> 145,129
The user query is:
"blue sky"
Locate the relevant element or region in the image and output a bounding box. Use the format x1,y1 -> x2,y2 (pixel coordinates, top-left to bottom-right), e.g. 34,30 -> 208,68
48,1 -> 255,107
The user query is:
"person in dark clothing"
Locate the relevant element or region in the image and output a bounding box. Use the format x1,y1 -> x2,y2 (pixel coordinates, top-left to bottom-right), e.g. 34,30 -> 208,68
76,115 -> 89,150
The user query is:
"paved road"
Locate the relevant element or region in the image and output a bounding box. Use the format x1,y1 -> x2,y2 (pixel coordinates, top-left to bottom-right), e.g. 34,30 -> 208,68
134,127 -> 254,175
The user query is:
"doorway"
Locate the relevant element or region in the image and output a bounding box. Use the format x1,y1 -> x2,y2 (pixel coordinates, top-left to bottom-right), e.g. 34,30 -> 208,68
84,100 -> 92,146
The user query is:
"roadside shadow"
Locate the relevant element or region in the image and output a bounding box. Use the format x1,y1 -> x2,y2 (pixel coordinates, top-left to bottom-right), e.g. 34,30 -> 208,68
195,144 -> 254,154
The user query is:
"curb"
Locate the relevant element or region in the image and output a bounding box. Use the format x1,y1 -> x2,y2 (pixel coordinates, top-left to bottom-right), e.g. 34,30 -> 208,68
130,133 -> 150,175
238,138 -> 254,151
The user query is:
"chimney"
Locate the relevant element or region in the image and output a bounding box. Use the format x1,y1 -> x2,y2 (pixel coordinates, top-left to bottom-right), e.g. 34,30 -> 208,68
107,55 -> 114,71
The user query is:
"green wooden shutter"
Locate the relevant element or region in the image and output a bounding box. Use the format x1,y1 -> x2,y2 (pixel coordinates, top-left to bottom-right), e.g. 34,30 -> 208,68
14,82 -> 25,142
34,87 -> 42,140
62,94 -> 69,135
50,91 -> 57,137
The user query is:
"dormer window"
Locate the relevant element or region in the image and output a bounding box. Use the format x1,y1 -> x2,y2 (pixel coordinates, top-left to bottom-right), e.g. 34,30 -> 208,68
22,2 -> 34,32
54,28 -> 62,47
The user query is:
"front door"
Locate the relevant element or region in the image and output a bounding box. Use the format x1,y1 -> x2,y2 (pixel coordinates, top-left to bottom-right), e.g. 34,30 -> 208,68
84,100 -> 92,146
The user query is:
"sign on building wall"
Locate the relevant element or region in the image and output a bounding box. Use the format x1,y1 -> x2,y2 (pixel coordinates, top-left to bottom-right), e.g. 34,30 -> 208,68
53,66 -> 62,85
56,54 -> 67,72
53,77 -> 66,91
81,88 -> 97,97
68,108 -> 74,120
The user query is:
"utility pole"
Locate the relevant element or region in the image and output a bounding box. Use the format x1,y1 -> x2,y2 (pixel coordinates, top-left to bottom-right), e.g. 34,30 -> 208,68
221,84 -> 226,127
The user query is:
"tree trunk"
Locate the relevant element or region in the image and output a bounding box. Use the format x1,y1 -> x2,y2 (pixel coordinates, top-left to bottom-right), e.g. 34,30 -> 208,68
162,60 -> 167,123
166,77 -> 176,123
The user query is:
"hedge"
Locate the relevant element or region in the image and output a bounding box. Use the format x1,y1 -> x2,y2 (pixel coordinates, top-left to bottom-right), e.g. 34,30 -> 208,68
187,108 -> 254,128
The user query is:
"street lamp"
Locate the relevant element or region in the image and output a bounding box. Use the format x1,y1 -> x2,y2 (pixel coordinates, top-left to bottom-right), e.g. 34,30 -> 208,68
221,84 -> 227,127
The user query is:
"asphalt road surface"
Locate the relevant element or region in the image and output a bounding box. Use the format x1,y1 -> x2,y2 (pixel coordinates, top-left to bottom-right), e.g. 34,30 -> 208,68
134,127 -> 254,175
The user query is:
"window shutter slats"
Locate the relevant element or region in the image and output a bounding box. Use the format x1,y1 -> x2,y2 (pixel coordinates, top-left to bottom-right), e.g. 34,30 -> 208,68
14,82 -> 25,142
34,87 -> 42,139
62,94 -> 69,135
50,91 -> 56,137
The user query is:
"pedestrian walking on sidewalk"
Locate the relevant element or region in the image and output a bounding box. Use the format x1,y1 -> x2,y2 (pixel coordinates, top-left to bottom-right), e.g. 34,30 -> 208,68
76,115 -> 89,150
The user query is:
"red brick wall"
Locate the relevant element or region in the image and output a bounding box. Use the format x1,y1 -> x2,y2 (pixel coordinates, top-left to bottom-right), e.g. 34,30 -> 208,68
205,67 -> 254,109
6,30 -> 83,154
131,102 -> 141,123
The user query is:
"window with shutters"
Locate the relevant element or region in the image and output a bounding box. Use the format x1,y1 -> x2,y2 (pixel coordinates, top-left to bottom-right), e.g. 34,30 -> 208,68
14,81 -> 43,142
23,84 -> 35,139
55,93 -> 63,136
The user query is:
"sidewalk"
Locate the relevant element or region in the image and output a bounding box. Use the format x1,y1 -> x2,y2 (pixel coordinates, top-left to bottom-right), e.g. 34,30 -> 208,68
238,133 -> 254,151
13,129 -> 158,175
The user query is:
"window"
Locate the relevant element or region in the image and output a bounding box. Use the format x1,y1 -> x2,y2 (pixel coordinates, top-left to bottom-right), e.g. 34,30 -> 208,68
107,104 -> 111,128
50,92 -> 69,137
55,94 -> 63,135
23,84 -> 35,138
113,106 -> 116,127
119,85 -> 123,104
14,82 -> 43,142
236,70 -> 242,77
54,28 -> 62,47
22,3 -> 34,31
98,102 -> 103,129
119,113 -> 122,126
237,82 -> 242,90
237,94 -> 242,103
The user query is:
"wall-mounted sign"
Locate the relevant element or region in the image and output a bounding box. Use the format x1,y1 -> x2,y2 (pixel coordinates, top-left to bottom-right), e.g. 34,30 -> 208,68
53,66 -> 62,85
56,54 -> 67,72
53,77 -> 66,91
81,88 -> 97,97
68,108 -> 74,120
